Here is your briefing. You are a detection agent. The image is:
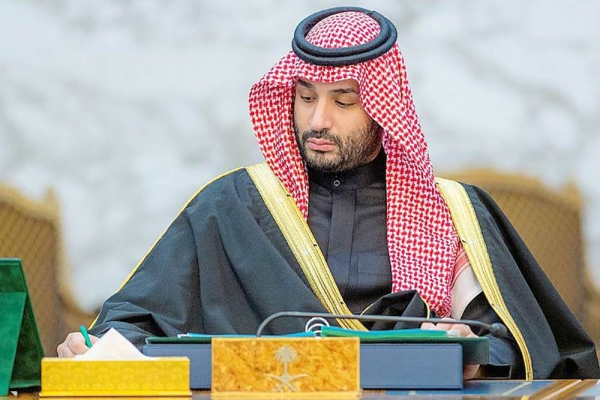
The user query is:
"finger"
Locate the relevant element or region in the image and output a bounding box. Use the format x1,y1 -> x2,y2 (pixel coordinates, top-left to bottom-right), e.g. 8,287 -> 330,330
69,340 -> 91,355
432,317 -> 458,331
431,322 -> 455,331
448,324 -> 477,338
57,342 -> 75,358
420,322 -> 436,330
66,332 -> 91,355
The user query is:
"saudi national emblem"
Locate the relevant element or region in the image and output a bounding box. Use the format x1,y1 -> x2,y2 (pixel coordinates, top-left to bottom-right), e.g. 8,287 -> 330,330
266,345 -> 308,392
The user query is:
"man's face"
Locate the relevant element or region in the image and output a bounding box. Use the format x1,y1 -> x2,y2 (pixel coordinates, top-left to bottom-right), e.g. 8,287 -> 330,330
293,78 -> 382,174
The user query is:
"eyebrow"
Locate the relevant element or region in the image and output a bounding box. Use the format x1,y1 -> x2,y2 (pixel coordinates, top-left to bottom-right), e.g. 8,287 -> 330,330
297,79 -> 359,95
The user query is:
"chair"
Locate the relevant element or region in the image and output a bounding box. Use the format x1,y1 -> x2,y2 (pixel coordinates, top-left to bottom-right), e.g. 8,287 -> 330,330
0,183 -> 97,356
442,168 -> 600,352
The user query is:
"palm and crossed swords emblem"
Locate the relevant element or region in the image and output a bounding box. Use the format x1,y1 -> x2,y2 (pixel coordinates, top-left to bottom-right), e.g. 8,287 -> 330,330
266,345 -> 308,392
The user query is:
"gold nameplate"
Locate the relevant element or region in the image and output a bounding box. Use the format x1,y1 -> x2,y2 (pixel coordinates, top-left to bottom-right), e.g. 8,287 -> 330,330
211,337 -> 360,398
40,357 -> 191,397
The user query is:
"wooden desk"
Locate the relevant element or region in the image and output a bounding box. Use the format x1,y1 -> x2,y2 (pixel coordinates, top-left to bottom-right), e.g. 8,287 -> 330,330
9,380 -> 600,399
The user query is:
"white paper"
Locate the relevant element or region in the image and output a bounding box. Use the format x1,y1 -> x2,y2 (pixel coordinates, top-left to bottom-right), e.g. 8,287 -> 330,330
74,328 -> 154,360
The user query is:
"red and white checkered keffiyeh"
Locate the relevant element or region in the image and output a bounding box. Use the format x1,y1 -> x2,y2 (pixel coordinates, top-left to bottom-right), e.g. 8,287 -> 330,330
248,11 -> 459,317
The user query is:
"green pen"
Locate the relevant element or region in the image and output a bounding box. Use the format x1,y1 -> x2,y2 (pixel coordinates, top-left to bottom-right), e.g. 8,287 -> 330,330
80,325 -> 93,348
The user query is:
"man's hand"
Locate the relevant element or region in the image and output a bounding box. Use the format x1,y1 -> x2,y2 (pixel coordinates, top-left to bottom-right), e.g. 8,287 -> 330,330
421,318 -> 480,380
57,332 -> 99,358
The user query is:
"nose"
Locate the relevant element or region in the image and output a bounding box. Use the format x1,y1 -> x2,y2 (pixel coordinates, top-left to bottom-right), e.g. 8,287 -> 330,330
309,100 -> 333,132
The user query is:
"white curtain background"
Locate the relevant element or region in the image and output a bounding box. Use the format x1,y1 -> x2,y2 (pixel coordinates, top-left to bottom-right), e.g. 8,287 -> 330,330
1,0 -> 598,311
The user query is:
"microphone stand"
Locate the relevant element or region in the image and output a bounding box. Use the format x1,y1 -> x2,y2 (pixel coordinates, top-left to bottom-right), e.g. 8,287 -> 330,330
256,311 -> 508,338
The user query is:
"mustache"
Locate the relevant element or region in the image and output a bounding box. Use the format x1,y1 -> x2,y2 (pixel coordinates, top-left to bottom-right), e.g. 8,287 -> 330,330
300,130 -> 342,146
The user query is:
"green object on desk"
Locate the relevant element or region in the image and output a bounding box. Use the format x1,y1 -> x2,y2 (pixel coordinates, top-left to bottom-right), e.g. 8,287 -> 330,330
320,325 -> 490,365
320,326 -> 456,339
0,258 -> 44,396
80,325 -> 93,348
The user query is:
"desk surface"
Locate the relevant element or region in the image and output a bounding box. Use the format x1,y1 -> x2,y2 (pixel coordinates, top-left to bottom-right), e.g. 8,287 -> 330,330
10,379 -> 600,399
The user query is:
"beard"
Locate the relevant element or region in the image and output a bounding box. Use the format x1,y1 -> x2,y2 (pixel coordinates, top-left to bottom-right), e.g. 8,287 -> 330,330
294,120 -> 382,174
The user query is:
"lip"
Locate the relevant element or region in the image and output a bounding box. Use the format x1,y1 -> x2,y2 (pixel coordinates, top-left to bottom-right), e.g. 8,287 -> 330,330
306,138 -> 336,152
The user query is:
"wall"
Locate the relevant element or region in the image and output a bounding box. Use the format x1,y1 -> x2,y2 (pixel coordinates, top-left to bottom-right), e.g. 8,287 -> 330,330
1,0 -> 599,311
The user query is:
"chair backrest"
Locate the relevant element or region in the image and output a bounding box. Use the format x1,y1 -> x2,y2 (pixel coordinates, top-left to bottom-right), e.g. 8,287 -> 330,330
442,169 -> 591,328
0,184 -> 62,355
0,184 -> 98,356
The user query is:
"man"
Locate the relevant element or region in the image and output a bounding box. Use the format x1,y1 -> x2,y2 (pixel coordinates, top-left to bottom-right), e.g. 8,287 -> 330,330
58,7 -> 599,380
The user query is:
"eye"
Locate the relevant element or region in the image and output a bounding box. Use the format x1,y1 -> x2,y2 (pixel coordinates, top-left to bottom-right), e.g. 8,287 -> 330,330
336,101 -> 354,108
300,96 -> 314,103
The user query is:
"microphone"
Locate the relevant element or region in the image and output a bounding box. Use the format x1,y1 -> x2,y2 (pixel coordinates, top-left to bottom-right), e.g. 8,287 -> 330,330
256,311 -> 508,338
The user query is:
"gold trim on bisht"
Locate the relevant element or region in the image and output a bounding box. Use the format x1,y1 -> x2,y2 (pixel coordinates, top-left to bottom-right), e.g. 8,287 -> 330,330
247,163 -> 366,331
435,177 -> 533,380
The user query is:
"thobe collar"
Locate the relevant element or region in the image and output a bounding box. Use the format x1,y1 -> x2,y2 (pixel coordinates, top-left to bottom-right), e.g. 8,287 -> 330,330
307,149 -> 386,191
